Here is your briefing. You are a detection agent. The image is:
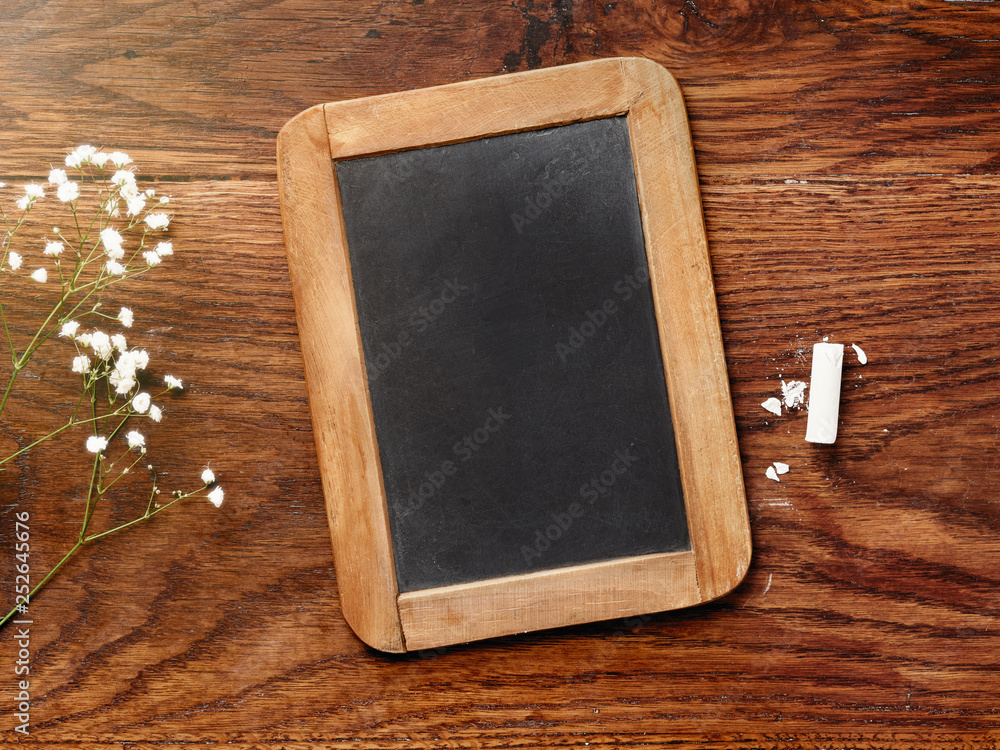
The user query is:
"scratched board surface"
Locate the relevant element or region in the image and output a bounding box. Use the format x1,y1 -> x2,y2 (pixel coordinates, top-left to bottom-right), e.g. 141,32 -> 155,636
4,0 -> 1000,744
335,116 -> 690,592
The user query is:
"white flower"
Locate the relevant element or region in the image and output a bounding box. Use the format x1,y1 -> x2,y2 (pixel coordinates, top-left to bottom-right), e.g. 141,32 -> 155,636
124,190 -> 146,217
118,307 -> 133,328
76,332 -> 92,347
91,152 -> 110,169
159,196 -> 170,205
109,151 -> 132,168
66,145 -> 97,168
8,252 -> 22,270
60,320 -> 80,338
110,358 -> 135,395
86,435 -> 108,454
110,371 -> 136,398
105,260 -> 126,276
132,392 -> 151,413
155,241 -> 173,257
44,241 -> 64,257
164,375 -> 183,390
126,430 -> 145,451
207,486 -> 224,508
111,333 -> 128,353
111,170 -> 136,189
90,330 -> 113,359
149,404 -> 162,422
30,268 -> 47,283
144,213 -> 170,230
100,228 -> 125,259
115,173 -> 145,216
109,347 -> 149,396
143,251 -> 161,266
57,181 -> 79,203
201,467 -> 215,484
111,372 -> 135,396
48,168 -> 68,186
71,354 -> 91,374
16,186 -> 43,210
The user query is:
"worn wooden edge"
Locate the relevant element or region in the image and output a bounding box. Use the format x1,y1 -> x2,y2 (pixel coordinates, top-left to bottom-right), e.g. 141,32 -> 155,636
398,551 -> 700,652
322,57 -> 638,159
281,56 -> 750,652
622,58 -> 752,601
276,105 -> 404,653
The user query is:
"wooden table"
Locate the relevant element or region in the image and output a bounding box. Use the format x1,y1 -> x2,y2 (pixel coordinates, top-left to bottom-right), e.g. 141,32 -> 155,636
1,1 -> 998,746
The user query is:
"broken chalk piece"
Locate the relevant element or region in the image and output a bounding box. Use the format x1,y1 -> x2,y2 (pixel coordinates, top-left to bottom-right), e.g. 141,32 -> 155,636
774,462 -> 790,475
781,379 -> 808,409
765,466 -> 780,482
761,397 -> 782,416
805,342 -> 844,444
851,343 -> 867,365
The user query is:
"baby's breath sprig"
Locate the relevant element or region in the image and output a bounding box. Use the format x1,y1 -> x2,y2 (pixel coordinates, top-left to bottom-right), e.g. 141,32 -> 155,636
0,146 -> 222,630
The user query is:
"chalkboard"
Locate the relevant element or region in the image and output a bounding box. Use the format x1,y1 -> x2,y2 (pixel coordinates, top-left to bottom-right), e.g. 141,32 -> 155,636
278,57 -> 751,652
337,116 -> 690,592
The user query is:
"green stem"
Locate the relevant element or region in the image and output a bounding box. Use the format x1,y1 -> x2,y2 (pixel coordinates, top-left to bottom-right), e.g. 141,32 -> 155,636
0,418 -> 73,467
0,540 -> 83,630
0,298 -> 15,366
13,297 -> 66,372
83,496 -> 181,543
79,401 -> 102,540
0,407 -> 127,468
0,495 -> 184,630
0,368 -> 17,418
100,451 -> 145,493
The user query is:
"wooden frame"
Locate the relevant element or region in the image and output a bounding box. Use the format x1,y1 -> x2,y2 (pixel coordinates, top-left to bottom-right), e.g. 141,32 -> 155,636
277,57 -> 750,653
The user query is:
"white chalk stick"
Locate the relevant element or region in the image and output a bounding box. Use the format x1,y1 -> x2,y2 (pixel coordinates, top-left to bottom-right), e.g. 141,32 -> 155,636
805,342 -> 844,444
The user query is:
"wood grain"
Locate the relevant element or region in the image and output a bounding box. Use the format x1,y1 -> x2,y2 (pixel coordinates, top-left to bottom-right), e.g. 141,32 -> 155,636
398,551 -> 700,652
322,56 -> 635,158
623,56 -> 750,602
288,57 -> 748,651
277,105 -> 404,653
1,0 -> 999,746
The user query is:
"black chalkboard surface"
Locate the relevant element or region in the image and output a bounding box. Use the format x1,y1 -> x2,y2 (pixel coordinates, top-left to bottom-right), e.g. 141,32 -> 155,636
337,117 -> 690,592
278,57 -> 750,652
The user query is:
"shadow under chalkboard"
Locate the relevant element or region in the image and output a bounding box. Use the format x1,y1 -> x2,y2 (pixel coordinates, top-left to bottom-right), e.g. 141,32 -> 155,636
336,116 -> 689,593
